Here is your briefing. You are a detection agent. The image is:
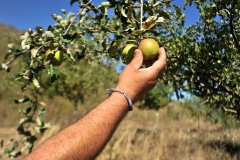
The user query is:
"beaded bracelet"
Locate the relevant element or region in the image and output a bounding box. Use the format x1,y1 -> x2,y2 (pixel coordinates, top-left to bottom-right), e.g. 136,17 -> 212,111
106,88 -> 133,111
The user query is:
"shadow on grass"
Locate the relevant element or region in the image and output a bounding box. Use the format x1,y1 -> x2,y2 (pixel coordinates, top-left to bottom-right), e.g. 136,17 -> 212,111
205,140 -> 240,159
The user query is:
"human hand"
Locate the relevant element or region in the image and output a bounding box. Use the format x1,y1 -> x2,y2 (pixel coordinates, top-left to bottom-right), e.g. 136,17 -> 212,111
116,47 -> 166,103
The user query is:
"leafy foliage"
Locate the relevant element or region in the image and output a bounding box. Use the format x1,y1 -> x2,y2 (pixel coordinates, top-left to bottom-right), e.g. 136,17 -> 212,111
167,0 -> 240,117
138,81 -> 173,110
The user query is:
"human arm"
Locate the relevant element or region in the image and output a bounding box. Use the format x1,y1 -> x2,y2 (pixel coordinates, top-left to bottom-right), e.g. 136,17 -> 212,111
23,48 -> 166,160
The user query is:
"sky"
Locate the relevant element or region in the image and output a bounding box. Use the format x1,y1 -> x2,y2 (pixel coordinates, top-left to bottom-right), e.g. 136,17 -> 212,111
0,0 -> 199,31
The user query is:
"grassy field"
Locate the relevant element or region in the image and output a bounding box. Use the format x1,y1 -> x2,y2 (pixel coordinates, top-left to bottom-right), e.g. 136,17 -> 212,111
1,99 -> 240,160
96,103 -> 240,160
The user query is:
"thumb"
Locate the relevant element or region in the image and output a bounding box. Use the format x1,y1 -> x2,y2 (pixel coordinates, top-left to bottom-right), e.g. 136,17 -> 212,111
129,49 -> 143,69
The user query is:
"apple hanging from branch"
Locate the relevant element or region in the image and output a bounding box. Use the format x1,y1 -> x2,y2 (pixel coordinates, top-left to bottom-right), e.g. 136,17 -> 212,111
45,49 -> 64,66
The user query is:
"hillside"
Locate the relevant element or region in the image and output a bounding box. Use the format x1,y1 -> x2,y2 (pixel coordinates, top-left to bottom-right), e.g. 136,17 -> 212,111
0,23 -> 22,55
0,24 -> 23,128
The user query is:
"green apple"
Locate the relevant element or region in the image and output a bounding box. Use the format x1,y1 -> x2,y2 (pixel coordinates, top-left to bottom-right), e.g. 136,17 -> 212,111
138,38 -> 159,60
121,44 -> 137,64
45,49 -> 63,66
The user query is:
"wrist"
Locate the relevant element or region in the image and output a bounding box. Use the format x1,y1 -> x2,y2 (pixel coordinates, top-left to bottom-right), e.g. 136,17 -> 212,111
115,85 -> 138,103
105,91 -> 130,114
106,88 -> 133,111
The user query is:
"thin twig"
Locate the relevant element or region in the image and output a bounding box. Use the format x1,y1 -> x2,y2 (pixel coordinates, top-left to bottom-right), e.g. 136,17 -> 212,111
63,0 -> 93,35
140,0 -> 143,30
1,51 -> 25,72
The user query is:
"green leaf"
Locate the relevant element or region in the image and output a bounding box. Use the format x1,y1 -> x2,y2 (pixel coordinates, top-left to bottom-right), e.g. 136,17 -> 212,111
51,14 -> 63,22
36,116 -> 43,126
108,39 -> 125,58
33,78 -> 41,88
121,7 -> 128,18
31,47 -> 40,58
21,40 -> 30,50
98,1 -> 110,8
42,31 -> 55,38
70,0 -> 79,6
19,117 -> 31,125
47,65 -> 59,83
14,97 -> 31,104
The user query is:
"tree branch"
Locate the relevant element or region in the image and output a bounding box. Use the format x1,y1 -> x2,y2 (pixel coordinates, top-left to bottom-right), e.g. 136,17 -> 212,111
1,51 -> 25,72
209,75 -> 240,98
63,0 -> 93,35
228,0 -> 240,52
140,0 -> 143,30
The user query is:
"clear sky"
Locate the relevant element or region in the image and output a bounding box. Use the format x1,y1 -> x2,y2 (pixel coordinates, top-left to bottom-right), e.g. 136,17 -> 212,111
0,0 -> 198,31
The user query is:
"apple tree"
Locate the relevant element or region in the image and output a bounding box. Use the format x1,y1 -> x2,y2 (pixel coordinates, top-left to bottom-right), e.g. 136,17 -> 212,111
166,0 -> 240,117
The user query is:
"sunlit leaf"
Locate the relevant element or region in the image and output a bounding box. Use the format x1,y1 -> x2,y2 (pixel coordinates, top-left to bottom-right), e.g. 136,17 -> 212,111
14,98 -> 31,104
33,78 -> 40,88
21,40 -> 30,50
31,47 -> 40,58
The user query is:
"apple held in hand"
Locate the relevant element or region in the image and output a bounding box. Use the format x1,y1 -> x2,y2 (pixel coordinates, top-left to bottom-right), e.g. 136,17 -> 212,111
121,44 -> 137,64
121,38 -> 159,64
138,38 -> 159,60
45,49 -> 63,66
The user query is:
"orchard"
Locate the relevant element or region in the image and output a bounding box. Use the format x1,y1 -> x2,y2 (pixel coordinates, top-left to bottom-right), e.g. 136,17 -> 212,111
1,0 -> 240,158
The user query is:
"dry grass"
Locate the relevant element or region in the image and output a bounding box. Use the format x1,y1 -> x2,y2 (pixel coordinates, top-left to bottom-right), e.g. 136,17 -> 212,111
1,101 -> 240,160
96,103 -> 240,160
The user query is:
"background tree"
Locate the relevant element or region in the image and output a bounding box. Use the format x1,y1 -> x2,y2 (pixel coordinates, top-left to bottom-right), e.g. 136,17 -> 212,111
166,0 -> 240,117
138,81 -> 173,110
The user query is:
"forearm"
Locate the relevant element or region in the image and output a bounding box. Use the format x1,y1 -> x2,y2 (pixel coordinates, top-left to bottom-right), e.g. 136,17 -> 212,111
24,92 -> 129,160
